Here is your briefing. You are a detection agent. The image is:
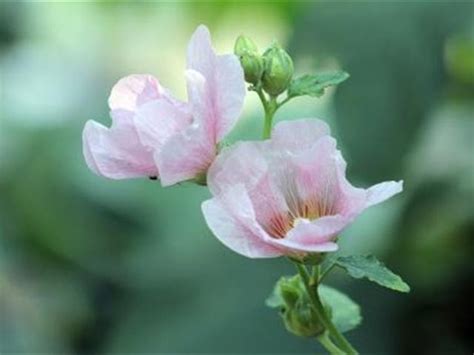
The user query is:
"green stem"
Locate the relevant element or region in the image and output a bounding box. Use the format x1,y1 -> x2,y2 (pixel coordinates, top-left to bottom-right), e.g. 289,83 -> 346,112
262,108 -> 273,139
294,263 -> 358,355
256,88 -> 277,139
317,332 -> 345,354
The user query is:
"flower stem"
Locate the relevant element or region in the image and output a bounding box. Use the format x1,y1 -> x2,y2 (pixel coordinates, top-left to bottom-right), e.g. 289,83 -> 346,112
317,332 -> 345,354
256,87 -> 277,139
262,109 -> 273,139
294,262 -> 358,354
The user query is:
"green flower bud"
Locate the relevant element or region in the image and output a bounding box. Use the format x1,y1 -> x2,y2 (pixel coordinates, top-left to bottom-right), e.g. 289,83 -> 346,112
283,302 -> 325,337
234,35 -> 259,56
239,53 -> 264,84
234,35 -> 264,85
262,44 -> 294,96
267,275 -> 325,338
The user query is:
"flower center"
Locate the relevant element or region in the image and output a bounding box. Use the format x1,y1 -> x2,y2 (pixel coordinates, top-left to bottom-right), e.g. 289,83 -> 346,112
265,196 -> 337,240
266,214 -> 314,240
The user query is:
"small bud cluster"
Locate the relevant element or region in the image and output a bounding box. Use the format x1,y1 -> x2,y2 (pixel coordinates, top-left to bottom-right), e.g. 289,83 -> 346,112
234,35 -> 294,97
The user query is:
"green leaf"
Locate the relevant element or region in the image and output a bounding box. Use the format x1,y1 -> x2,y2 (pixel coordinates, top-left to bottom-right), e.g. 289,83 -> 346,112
319,284 -> 362,333
335,255 -> 410,293
287,71 -> 349,98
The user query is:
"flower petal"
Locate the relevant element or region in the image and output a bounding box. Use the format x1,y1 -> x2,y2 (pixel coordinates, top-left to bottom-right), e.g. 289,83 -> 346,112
186,25 -> 245,142
207,141 -> 289,228
108,74 -> 163,112
207,141 -> 269,195
82,119 -> 157,179
202,184 -> 283,258
271,118 -> 330,151
156,122 -> 215,186
186,25 -> 215,82
213,54 -> 246,140
185,69 -> 214,141
271,136 -> 343,217
366,180 -> 403,207
134,99 -> 192,151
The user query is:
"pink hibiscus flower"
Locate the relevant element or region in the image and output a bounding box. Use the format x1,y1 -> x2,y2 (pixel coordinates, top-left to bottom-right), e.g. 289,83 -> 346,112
82,25 -> 246,185
202,119 -> 403,258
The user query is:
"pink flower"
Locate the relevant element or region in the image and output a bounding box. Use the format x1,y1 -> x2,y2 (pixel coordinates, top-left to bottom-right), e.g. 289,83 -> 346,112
82,25 -> 246,184
202,119 -> 403,258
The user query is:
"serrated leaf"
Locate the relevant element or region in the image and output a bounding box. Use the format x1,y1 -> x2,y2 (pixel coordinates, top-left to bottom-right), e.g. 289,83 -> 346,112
288,71 -> 349,98
319,284 -> 362,333
336,255 -> 410,293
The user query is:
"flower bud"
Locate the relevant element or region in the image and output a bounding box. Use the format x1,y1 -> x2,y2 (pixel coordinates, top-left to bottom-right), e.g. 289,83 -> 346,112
239,53 -> 264,85
267,275 -> 325,338
234,35 -> 264,85
283,302 -> 325,337
234,35 -> 259,56
261,44 -> 294,96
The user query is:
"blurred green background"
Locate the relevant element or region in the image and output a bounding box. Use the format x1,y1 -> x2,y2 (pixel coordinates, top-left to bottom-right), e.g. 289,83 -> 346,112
1,2 -> 473,354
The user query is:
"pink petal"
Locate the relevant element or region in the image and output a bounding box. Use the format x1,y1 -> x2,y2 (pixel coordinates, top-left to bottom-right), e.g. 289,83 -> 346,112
331,151 -> 368,217
108,74 -> 163,112
207,141 -> 289,227
287,135 -> 366,218
291,135 -> 339,200
271,118 -> 330,151
366,180 -> 403,207
202,184 -> 283,258
156,122 -> 215,186
82,119 -> 157,179
185,69 -> 214,142
207,141 -> 269,195
275,240 -> 338,253
271,136 -> 353,217
186,25 -> 246,142
331,149 -> 403,215
186,25 -> 215,83
213,54 -> 246,140
134,99 -> 192,151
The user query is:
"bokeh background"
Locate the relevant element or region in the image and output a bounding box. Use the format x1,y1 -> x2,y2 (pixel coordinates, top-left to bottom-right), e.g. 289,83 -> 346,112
1,2 -> 473,354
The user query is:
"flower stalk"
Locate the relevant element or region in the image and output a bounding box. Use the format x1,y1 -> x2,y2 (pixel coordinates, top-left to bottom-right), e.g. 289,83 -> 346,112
317,332 -> 345,354
255,86 -> 278,139
293,262 -> 358,354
